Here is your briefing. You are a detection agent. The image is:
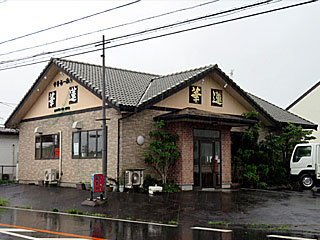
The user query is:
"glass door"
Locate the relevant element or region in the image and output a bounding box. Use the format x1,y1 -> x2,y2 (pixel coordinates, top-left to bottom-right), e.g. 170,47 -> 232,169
200,141 -> 214,188
194,140 -> 220,188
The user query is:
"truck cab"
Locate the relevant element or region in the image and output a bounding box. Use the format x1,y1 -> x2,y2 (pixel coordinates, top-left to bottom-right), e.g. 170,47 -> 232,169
290,143 -> 320,189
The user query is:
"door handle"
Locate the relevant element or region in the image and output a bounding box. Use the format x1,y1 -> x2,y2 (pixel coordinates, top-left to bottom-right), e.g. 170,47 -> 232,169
307,165 -> 312,167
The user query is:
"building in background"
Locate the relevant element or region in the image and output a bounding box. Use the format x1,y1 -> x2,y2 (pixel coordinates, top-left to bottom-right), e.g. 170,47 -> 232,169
287,81 -> 320,142
0,127 -> 18,181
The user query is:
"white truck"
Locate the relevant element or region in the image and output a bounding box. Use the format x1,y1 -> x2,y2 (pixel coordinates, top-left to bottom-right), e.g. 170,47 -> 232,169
290,143 -> 320,189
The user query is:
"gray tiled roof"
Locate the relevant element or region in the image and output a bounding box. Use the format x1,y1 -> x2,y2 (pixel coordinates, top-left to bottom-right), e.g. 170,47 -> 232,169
53,58 -> 158,107
54,58 -> 316,128
247,93 -> 316,128
138,65 -> 215,106
6,58 -> 317,130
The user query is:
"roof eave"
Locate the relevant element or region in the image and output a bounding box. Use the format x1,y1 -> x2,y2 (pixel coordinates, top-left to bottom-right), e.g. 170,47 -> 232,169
5,60 -> 56,128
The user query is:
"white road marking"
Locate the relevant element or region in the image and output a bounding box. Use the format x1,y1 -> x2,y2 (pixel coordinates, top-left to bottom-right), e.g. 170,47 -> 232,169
0,206 -> 177,227
191,226 -> 232,233
267,235 -> 316,240
0,228 -> 34,232
0,228 -> 87,239
0,229 -> 36,240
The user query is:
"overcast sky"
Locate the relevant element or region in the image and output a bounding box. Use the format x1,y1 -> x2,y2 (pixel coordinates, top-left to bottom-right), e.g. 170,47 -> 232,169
0,0 -> 319,125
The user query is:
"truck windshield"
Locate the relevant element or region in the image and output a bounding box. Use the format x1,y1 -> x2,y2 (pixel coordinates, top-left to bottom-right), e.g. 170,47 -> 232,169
293,146 -> 311,162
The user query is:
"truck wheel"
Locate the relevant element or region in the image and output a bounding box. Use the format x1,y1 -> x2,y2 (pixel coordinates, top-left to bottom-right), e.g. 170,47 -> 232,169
300,174 -> 314,189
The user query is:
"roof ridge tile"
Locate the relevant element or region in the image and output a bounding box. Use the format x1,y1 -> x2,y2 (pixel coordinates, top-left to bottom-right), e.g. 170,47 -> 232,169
53,58 -> 158,77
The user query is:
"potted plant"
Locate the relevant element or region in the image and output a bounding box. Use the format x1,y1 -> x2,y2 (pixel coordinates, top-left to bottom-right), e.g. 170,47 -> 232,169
119,179 -> 124,192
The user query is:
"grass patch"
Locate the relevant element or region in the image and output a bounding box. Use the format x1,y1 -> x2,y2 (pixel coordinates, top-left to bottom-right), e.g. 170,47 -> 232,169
168,221 -> 178,225
208,221 -> 230,226
51,208 -> 59,212
91,213 -> 106,217
64,204 -> 83,215
0,198 -> 8,206
0,180 -> 14,185
14,206 -> 31,209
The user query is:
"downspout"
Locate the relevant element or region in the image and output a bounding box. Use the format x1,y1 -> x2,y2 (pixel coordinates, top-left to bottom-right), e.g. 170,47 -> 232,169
58,131 -> 62,182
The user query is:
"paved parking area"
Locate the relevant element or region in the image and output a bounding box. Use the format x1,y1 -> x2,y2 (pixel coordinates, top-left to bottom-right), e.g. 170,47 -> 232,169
1,184 -> 320,235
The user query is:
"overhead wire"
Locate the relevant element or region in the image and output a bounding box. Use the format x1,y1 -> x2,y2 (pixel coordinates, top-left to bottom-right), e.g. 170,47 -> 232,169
0,0 -> 221,57
0,0 -> 317,71
0,0 -> 141,46
0,0 -> 276,67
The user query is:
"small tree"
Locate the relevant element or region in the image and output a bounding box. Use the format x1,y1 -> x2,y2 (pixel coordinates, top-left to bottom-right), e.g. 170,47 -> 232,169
144,121 -> 180,184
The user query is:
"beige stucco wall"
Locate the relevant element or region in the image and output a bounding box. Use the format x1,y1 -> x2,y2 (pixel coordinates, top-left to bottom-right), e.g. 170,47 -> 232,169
155,75 -> 249,115
23,72 -> 101,120
18,108 -> 120,184
289,87 -> 319,142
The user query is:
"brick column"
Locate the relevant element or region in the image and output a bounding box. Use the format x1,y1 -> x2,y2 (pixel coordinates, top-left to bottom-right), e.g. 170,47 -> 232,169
221,127 -> 232,186
166,122 -> 193,186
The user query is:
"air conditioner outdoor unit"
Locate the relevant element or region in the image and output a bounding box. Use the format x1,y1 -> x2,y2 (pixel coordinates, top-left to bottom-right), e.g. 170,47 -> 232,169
125,169 -> 144,188
44,169 -> 57,183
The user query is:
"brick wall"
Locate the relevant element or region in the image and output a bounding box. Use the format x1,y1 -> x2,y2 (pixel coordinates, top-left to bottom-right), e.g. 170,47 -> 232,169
166,122 -> 232,186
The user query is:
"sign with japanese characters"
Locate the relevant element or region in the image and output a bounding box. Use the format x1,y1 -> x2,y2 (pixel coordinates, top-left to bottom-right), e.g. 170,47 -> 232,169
189,86 -> 202,104
48,91 -> 56,108
69,86 -> 78,104
211,89 -> 223,107
53,77 -> 73,88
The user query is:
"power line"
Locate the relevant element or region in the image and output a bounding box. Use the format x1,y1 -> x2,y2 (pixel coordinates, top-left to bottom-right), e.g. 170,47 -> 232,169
0,0 -> 141,46
0,0 -> 317,71
0,0 -> 275,67
0,0 -> 221,57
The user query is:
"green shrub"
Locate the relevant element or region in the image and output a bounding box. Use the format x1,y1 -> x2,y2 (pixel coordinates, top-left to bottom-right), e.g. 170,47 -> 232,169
162,181 -> 179,193
142,174 -> 161,192
51,208 -> 59,212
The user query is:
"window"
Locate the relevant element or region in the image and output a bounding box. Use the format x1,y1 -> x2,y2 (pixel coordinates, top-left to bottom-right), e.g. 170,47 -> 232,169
293,146 -> 311,163
73,130 -> 103,158
35,134 -> 60,160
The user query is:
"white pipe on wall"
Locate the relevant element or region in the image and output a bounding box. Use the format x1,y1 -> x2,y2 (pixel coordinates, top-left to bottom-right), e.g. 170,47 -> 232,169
58,131 -> 62,181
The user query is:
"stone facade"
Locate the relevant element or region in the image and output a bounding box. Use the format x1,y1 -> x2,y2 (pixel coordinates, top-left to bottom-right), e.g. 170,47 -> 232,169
18,106 -> 233,189
119,109 -> 167,179
18,107 -> 121,184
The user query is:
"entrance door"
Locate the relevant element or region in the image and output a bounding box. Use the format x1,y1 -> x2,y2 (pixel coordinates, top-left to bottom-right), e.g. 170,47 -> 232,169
200,141 -> 214,188
194,140 -> 220,188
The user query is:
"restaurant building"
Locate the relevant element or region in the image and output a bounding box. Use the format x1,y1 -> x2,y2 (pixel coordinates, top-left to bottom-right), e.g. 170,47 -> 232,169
5,58 -> 316,190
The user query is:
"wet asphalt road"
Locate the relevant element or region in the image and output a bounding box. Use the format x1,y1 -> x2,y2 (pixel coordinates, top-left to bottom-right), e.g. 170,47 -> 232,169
0,208 -> 319,240
1,184 -> 320,239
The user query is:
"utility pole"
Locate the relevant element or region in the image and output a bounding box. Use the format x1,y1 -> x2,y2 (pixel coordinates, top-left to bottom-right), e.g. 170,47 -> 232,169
101,35 -> 107,199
